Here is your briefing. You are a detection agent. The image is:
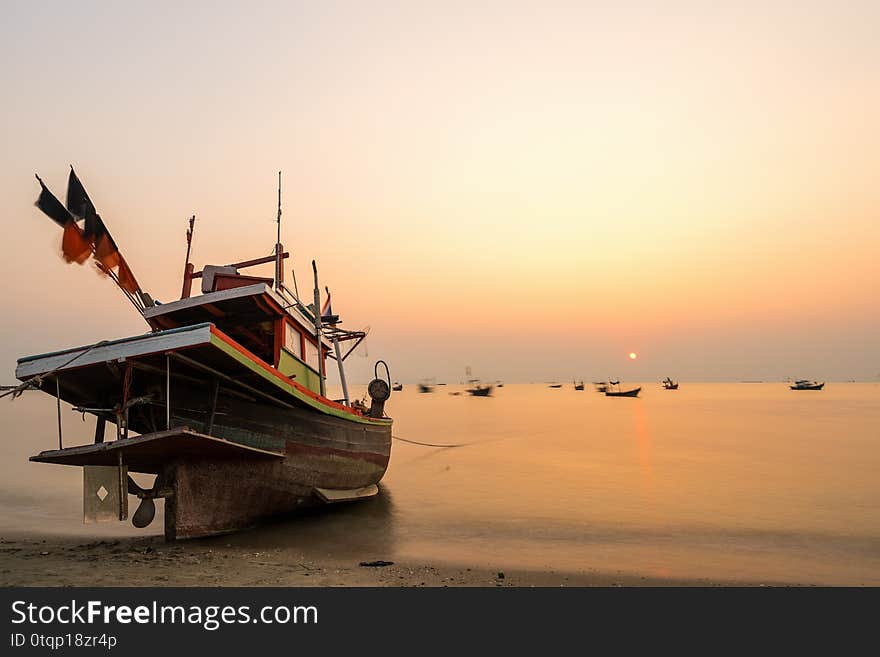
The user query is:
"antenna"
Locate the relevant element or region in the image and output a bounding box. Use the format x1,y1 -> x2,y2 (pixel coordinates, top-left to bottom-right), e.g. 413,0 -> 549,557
275,171 -> 282,290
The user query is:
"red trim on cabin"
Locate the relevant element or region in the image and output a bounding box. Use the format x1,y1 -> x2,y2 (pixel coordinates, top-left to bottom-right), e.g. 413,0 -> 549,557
209,325 -> 373,420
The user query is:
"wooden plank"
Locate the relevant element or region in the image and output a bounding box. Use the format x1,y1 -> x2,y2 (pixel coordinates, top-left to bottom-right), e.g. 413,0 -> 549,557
29,426 -> 284,472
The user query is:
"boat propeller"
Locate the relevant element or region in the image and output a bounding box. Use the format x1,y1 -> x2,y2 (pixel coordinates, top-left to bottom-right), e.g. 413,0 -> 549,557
127,474 -> 166,528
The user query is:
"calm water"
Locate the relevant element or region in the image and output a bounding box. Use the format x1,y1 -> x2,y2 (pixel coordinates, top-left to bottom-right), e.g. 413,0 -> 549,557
2,383 -> 879,584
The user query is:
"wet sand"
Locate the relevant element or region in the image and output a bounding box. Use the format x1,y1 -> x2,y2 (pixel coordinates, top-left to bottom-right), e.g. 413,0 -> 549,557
0,533 -> 803,587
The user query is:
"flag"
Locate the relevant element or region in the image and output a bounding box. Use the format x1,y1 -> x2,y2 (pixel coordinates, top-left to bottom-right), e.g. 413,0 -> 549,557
35,174 -> 90,263
66,167 -> 96,219
61,221 -> 91,264
35,175 -> 73,228
34,169 -> 142,296
321,290 -> 332,317
67,167 -> 121,270
116,256 -> 140,294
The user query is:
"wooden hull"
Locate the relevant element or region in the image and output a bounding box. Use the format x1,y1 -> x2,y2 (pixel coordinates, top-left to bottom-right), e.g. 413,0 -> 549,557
167,440 -> 388,540
663,384 -> 679,390
161,397 -> 391,539
466,386 -> 493,396
606,387 -> 641,397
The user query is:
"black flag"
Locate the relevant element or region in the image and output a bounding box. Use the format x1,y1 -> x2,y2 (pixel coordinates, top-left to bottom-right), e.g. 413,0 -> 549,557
66,167 -> 120,269
66,166 -> 96,220
34,174 -> 73,228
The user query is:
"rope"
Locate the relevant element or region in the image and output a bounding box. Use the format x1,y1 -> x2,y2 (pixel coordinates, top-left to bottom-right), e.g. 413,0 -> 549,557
392,434 -> 465,448
0,339 -> 111,400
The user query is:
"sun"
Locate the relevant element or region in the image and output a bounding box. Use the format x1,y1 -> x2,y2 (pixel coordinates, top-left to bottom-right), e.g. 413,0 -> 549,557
628,352 -> 638,360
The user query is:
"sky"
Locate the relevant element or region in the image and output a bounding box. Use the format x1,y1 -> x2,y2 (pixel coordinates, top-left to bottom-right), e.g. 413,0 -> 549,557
0,1 -> 877,384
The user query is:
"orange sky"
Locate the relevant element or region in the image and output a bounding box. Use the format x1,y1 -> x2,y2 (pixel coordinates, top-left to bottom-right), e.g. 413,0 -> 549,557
1,1 -> 877,383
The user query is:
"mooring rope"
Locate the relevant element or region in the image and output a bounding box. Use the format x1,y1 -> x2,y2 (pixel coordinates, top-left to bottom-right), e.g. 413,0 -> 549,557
392,435 -> 466,448
0,339 -> 111,400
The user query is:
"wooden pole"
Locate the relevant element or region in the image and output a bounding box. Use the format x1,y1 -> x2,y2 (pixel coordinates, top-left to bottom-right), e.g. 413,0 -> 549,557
181,215 -> 196,299
165,354 -> 171,430
332,337 -> 349,405
312,260 -> 326,397
275,171 -> 282,290
55,376 -> 62,450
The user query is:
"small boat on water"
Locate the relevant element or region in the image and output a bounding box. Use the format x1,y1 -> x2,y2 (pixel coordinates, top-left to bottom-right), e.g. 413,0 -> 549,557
593,381 -> 608,393
417,382 -> 435,393
605,380 -> 640,397
549,383 -> 562,389
606,387 -> 641,398
464,367 -> 493,396
391,381 -> 403,391
10,169 -> 394,540
790,379 -> 824,391
662,377 -> 679,390
574,380 -> 585,391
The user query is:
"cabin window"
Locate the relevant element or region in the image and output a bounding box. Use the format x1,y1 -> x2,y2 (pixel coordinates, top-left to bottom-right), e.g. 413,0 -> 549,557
304,338 -> 319,372
284,323 -> 303,359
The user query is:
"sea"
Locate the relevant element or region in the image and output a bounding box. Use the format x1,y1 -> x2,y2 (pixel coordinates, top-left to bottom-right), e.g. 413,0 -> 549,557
2,382 -> 878,585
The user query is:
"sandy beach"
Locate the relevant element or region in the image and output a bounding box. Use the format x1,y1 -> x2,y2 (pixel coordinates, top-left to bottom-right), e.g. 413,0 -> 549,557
0,532 -> 805,587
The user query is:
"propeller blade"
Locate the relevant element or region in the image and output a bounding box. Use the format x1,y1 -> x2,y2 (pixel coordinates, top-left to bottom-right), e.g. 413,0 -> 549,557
132,497 -> 156,528
127,475 -> 149,496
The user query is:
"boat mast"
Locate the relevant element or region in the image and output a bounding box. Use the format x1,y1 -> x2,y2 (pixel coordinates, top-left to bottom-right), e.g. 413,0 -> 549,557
311,260 -> 326,397
275,171 -> 282,291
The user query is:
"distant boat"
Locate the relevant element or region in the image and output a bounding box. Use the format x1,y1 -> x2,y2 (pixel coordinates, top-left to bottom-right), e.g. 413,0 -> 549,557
593,382 -> 608,393
496,381 -> 504,388
790,379 -> 824,391
549,383 -> 562,388
417,382 -> 434,393
574,380 -> 585,391
606,380 -> 640,397
392,381 -> 403,391
606,387 -> 641,398
464,366 -> 493,396
662,377 -> 678,390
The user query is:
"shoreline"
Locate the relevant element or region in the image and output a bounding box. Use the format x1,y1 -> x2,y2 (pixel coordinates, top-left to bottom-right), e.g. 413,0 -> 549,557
0,533 -> 811,587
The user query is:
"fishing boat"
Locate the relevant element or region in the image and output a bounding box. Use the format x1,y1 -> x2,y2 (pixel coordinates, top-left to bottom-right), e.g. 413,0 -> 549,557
574,381 -> 585,391
464,367 -> 493,396
417,382 -> 435,393
790,379 -> 824,391
10,168 -> 394,540
662,377 -> 679,390
548,383 -> 562,389
605,381 -> 640,397
392,381 -> 403,391
593,381 -> 608,393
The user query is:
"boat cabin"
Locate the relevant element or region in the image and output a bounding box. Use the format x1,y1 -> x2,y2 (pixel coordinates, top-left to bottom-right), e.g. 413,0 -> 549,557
145,253 -> 332,396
